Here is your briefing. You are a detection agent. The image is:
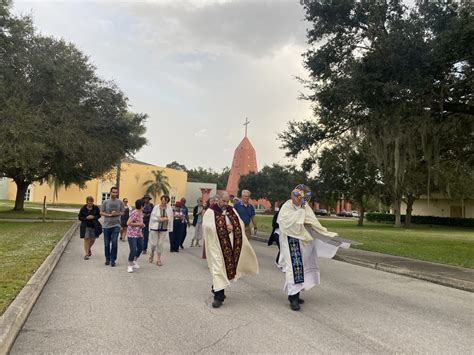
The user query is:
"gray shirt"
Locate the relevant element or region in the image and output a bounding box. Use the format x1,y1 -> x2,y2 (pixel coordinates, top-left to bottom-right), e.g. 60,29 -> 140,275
101,199 -> 125,228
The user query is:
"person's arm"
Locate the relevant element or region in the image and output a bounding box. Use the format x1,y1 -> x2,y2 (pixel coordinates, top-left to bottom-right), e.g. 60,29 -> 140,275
127,214 -> 144,227
78,207 -> 87,221
93,206 -> 101,220
100,202 -> 111,217
251,206 -> 257,232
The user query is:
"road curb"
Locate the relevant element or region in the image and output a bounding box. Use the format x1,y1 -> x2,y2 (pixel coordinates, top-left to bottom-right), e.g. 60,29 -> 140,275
249,234 -> 474,293
0,221 -> 79,354
332,254 -> 474,293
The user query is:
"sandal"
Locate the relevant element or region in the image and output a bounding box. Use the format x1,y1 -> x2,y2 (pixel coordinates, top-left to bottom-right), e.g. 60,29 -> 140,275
156,260 -> 162,266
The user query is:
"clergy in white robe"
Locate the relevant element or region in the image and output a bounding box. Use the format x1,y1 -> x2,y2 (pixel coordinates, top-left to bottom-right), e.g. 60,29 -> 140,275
203,191 -> 259,308
277,184 -> 351,311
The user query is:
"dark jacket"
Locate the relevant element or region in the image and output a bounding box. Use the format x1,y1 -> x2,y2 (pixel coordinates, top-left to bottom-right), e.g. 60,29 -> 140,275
267,211 -> 280,246
78,204 -> 101,238
192,205 -> 201,226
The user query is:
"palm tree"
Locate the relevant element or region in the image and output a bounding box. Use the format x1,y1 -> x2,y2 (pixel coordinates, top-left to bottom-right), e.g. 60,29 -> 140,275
143,170 -> 171,201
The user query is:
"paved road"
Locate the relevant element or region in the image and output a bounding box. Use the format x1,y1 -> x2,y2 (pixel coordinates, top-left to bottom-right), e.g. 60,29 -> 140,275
12,229 -> 473,354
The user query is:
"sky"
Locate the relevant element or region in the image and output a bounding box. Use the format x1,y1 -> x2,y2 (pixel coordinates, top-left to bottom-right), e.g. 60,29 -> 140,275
12,0 -> 313,171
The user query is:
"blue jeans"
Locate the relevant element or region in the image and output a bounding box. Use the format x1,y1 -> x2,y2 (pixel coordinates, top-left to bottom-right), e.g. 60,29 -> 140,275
103,226 -> 120,262
142,221 -> 150,252
128,237 -> 144,262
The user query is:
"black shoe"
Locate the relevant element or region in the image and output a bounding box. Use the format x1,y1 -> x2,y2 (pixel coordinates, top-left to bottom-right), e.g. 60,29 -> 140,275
290,298 -> 300,311
212,300 -> 223,308
288,296 -> 304,304
105,260 -> 110,266
111,261 -> 116,267
180,245 -> 184,249
289,294 -> 301,311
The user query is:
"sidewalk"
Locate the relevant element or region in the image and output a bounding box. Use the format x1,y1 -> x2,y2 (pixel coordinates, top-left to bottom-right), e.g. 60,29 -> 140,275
252,231 -> 474,292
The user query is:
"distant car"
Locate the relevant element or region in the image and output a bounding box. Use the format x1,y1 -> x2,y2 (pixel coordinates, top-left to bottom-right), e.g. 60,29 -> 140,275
336,210 -> 352,217
352,211 -> 360,218
317,208 -> 330,216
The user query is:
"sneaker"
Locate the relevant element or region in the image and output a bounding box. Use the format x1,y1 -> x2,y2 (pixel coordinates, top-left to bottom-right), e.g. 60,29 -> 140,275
133,261 -> 140,269
127,265 -> 134,273
105,260 -> 110,266
111,261 -> 116,267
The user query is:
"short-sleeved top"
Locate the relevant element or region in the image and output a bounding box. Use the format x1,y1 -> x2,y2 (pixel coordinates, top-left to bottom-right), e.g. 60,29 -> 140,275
234,202 -> 255,226
100,199 -> 125,228
127,210 -> 143,238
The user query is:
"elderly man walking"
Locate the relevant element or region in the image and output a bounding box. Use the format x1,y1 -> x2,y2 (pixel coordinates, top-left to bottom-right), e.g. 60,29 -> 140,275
203,191 -> 259,308
234,190 -> 258,238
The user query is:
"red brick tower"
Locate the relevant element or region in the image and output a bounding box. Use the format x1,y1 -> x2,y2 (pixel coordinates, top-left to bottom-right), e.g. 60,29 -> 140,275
226,119 -> 258,196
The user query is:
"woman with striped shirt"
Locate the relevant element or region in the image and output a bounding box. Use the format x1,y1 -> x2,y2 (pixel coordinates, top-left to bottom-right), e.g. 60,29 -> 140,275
149,195 -> 174,266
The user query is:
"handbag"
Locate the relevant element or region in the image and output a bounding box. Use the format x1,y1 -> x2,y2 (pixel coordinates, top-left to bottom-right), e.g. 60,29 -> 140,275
95,220 -> 103,236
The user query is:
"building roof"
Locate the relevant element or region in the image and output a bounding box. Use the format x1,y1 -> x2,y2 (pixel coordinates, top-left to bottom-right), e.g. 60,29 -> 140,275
122,157 -> 155,166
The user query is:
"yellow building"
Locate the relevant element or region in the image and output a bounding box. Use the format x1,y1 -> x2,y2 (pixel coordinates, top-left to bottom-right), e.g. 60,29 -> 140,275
4,158 -> 188,206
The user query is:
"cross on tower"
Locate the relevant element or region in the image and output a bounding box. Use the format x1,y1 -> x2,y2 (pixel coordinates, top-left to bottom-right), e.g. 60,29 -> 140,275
243,117 -> 250,137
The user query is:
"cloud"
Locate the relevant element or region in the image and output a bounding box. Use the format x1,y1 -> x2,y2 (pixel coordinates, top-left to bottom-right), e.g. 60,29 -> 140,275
12,0 -> 313,171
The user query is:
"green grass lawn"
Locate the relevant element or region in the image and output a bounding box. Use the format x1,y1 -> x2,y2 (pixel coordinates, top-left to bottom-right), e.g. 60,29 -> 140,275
0,205 -> 78,220
0,199 -> 83,209
0,221 -> 73,314
256,215 -> 474,268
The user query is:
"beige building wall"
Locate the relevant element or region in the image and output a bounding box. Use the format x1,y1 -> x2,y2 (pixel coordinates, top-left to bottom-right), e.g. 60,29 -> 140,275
400,197 -> 474,218
5,161 -> 188,206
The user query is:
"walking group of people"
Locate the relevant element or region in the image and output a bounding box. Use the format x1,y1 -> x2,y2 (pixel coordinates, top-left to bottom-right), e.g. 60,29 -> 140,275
78,184 -> 350,311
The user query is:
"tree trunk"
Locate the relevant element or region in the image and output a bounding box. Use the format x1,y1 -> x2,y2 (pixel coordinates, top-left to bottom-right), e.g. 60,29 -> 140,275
358,204 -> 365,227
13,179 -> 30,211
393,196 -> 402,228
404,194 -> 416,228
115,162 -> 121,192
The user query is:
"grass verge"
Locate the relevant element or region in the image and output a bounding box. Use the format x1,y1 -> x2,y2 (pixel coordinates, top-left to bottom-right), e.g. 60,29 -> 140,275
256,215 -> 474,268
0,221 -> 73,314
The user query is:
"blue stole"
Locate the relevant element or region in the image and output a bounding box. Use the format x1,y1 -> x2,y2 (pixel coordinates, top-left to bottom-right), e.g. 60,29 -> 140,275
288,236 -> 304,284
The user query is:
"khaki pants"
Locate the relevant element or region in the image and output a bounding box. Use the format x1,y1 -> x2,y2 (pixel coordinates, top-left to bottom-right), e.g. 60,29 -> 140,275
245,224 -> 252,239
149,230 -> 167,254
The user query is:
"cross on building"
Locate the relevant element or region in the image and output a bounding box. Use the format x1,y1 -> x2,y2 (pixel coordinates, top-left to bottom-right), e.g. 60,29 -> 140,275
243,117 -> 250,137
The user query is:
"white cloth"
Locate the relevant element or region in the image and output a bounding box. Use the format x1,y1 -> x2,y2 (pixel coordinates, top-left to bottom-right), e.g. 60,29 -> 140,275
149,205 -> 174,232
203,208 -> 259,291
277,200 -> 350,295
192,222 -> 203,242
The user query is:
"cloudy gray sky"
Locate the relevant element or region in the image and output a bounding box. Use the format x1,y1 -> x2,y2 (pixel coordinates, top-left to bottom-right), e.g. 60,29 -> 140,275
13,0 -> 312,171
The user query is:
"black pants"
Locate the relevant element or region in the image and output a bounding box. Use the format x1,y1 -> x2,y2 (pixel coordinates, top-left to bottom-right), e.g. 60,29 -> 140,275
170,221 -> 183,252
180,224 -> 188,247
213,289 -> 225,301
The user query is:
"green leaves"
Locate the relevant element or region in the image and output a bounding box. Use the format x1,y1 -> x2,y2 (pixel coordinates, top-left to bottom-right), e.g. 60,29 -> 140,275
0,7 -> 147,210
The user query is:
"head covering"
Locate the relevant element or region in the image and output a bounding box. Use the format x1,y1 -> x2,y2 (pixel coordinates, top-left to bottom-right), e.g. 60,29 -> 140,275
292,184 -> 312,205
174,201 -> 182,208
143,194 -> 152,200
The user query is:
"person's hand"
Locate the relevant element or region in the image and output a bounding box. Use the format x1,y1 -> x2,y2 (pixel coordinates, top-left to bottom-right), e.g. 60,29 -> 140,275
86,215 -> 94,220
140,223 -> 145,228
253,226 -> 258,235
227,224 -> 234,233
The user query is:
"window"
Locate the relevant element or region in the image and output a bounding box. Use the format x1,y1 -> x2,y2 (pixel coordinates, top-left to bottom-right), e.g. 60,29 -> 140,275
171,196 -> 176,206
101,193 -> 110,203
24,188 -> 31,202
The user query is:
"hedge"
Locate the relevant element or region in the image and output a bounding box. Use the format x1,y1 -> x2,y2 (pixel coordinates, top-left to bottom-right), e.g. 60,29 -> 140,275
365,213 -> 474,228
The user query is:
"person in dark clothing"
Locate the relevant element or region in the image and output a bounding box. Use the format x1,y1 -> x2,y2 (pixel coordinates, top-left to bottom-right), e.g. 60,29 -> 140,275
179,198 -> 190,249
267,210 -> 281,265
78,196 -> 102,260
141,194 -> 154,254
120,198 -> 132,241
169,201 -> 185,252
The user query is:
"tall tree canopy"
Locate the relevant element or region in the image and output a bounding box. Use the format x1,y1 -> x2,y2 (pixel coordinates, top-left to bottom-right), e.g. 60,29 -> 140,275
0,5 -> 147,210
280,0 -> 473,226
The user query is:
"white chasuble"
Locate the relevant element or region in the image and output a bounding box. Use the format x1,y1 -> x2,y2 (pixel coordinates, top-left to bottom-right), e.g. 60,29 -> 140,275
203,207 -> 259,292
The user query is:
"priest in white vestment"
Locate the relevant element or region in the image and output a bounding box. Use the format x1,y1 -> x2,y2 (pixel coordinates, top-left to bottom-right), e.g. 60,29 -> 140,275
203,191 -> 259,308
277,184 -> 351,311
